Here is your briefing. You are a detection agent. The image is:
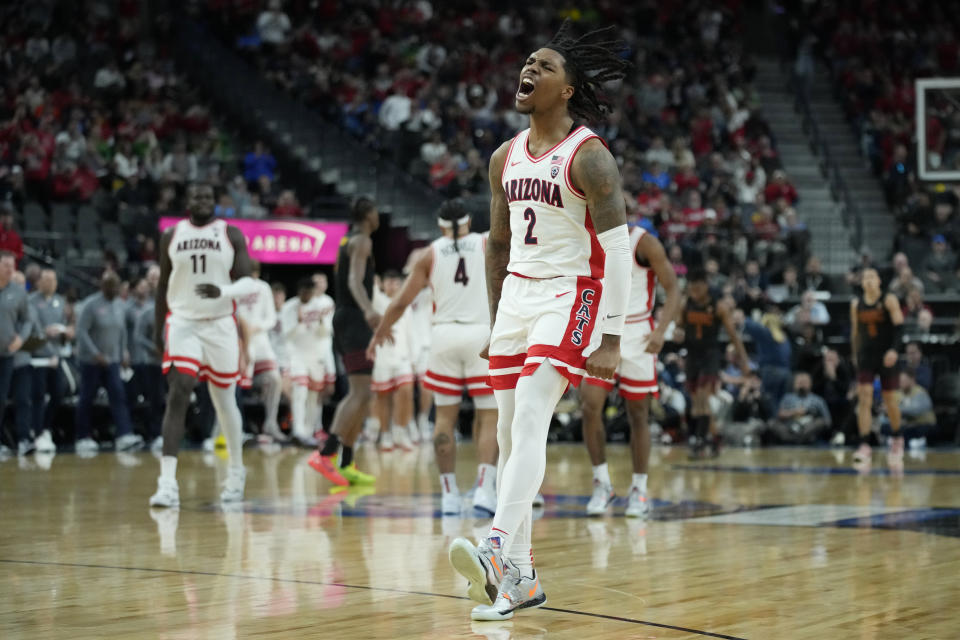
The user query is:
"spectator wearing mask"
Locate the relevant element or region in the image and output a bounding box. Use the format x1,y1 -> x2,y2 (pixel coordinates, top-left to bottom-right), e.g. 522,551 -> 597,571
886,371 -> 936,445
74,270 -> 143,455
902,341 -> 933,392
922,235 -> 958,293
0,206 -> 23,264
0,251 -> 31,456
28,268 -> 72,454
772,372 -> 831,443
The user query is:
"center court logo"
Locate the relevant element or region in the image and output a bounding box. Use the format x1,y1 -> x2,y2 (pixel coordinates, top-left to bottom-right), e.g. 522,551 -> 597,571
570,289 -> 595,346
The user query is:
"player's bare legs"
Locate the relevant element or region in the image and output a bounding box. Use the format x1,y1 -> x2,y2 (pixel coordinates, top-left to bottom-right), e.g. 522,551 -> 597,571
882,389 -> 903,468
624,396 -> 652,517
256,369 -> 284,440
311,373 -> 375,486
690,386 -> 713,459
150,369 -> 196,508
580,383 -> 615,515
854,383 -> 874,465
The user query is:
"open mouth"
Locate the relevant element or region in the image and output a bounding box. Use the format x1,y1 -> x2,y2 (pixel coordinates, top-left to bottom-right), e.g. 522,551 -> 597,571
516,77 -> 535,100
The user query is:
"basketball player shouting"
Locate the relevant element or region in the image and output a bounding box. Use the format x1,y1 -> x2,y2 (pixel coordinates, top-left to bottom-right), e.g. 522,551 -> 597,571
368,200 -> 499,516
149,183 -> 258,507
580,225 -> 680,517
680,268 -> 749,459
309,198 -> 380,486
851,268 -> 904,469
447,21 -> 632,621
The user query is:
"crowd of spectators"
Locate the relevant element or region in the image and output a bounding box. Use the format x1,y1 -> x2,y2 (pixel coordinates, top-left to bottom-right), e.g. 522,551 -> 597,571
204,0 -> 821,285
0,0 -> 320,273
784,1 -> 960,291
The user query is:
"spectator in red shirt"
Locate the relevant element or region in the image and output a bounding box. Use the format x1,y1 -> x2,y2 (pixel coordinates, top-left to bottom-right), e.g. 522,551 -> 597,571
763,170 -> 798,205
0,206 -> 24,263
672,160 -> 700,195
272,189 -> 305,217
682,190 -> 708,231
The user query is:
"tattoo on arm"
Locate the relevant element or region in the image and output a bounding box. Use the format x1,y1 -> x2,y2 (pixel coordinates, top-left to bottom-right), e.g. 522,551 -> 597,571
572,140 -> 627,234
486,141 -> 512,326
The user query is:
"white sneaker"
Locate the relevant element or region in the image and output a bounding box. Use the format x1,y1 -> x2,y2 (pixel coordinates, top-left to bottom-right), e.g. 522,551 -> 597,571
17,439 -> 36,457
532,492 -> 544,508
408,422 -> 421,445
585,480 -> 615,516
292,433 -> 318,448
116,433 -> 145,452
76,438 -> 100,456
449,537 -> 505,605
392,425 -> 414,451
150,436 -> 164,453
471,560 -> 546,621
473,484 -> 497,515
149,477 -> 180,508
442,491 -> 462,515
378,430 -> 394,452
624,486 -> 651,518
263,422 -> 289,443
202,437 -> 215,453
221,466 -> 247,503
35,430 -> 56,453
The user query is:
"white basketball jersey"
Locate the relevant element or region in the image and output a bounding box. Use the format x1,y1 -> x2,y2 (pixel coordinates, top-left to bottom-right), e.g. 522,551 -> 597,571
501,126 -> 604,280
373,287 -> 413,361
281,295 -> 334,355
429,232 -> 489,325
167,219 -> 236,320
236,278 -> 276,333
408,286 -> 433,354
627,226 -> 657,321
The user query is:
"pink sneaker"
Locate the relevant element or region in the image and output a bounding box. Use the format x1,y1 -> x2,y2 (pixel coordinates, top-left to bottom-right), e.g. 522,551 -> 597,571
308,451 -> 349,486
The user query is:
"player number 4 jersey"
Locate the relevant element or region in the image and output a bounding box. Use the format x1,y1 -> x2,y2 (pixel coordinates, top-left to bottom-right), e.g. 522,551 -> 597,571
429,232 -> 489,326
167,219 -> 236,320
501,126 -> 605,280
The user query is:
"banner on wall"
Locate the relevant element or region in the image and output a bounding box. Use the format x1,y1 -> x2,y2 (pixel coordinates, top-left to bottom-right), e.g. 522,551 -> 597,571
159,217 -> 348,264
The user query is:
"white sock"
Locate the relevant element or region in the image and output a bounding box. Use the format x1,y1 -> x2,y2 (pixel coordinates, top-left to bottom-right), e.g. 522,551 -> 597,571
632,473 -> 648,493
291,384 -> 308,438
476,463 -> 496,490
161,455 -> 177,481
209,383 -> 244,466
440,472 -> 458,495
507,512 -> 534,578
593,462 -> 611,486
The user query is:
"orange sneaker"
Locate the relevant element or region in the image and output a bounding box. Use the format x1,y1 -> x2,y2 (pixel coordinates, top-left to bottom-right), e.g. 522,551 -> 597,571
308,451 -> 349,486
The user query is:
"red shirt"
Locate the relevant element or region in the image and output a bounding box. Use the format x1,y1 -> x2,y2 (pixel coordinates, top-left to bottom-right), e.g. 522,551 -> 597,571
273,203 -> 304,218
764,182 -> 797,205
0,224 -> 23,262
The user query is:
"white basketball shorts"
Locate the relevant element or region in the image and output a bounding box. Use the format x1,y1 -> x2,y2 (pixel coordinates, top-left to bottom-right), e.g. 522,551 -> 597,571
423,322 -> 495,408
162,314 -> 241,388
583,315 -> 659,399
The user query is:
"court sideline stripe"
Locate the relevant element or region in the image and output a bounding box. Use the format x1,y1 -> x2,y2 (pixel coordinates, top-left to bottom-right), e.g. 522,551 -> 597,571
0,558 -> 748,640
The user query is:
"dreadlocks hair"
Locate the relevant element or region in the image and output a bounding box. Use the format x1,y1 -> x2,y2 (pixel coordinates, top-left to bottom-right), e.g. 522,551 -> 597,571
437,198 -> 469,253
544,18 -> 630,122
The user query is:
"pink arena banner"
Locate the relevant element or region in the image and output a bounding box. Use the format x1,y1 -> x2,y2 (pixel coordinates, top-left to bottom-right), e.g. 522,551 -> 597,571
159,217 -> 348,264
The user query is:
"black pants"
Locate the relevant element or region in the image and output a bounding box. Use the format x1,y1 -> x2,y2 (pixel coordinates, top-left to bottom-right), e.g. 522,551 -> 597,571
12,365 -> 32,442
31,365 -> 66,439
134,364 -> 165,440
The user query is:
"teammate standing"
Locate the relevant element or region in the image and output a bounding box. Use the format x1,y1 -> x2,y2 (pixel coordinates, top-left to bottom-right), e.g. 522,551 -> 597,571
368,200 -> 499,515
309,197 -> 380,486
282,277 -> 336,446
580,225 -> 681,517
851,267 -> 904,468
150,182 -> 258,507
236,260 -> 285,442
679,268 -> 749,459
447,21 -> 633,621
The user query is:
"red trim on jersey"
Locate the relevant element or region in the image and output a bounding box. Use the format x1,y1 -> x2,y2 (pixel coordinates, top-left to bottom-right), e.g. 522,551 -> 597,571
523,126 -> 586,163
253,360 -> 278,374
583,209 -> 605,280
501,134 -> 520,187
563,134 -> 606,198
584,376 -> 615,391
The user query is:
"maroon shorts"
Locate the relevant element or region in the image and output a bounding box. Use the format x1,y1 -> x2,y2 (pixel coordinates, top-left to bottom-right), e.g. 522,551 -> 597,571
857,366 -> 899,391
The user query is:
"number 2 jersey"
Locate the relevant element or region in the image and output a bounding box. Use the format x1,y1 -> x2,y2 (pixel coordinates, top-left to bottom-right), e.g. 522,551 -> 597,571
428,232 -> 489,326
501,125 -> 605,280
166,218 -> 236,320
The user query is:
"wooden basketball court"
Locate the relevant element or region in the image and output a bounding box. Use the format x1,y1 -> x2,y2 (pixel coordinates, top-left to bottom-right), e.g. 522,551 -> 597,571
2,443 -> 958,639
